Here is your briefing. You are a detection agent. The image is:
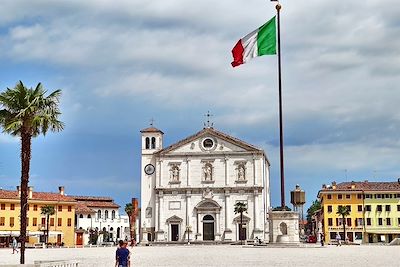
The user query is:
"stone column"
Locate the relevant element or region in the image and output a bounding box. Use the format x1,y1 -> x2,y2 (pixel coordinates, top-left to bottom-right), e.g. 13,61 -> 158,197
159,192 -> 164,232
224,157 -> 229,186
225,192 -> 230,229
155,194 -> 159,231
253,155 -> 257,185
254,192 -> 259,230
186,158 -> 191,187
197,212 -> 201,236
157,160 -> 162,187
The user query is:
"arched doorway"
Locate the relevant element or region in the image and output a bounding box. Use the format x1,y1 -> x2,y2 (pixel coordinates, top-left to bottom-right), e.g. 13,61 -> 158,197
203,215 -> 215,241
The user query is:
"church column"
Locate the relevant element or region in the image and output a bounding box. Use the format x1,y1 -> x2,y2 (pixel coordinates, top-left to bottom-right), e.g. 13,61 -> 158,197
225,191 -> 230,229
197,212 -> 201,236
186,191 -> 191,226
159,192 -> 164,232
155,194 -> 160,232
224,157 -> 228,186
158,160 -> 162,187
186,158 -> 191,187
253,155 -> 257,185
216,212 -> 220,234
254,191 -> 259,230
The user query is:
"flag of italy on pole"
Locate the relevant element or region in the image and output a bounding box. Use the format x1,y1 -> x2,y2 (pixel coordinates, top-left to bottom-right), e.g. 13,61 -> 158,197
231,16 -> 276,67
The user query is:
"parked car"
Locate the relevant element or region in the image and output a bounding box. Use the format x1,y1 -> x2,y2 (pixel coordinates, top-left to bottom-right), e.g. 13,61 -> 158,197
306,235 -> 317,243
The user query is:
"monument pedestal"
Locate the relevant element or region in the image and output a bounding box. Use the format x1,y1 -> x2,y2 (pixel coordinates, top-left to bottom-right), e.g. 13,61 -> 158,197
223,229 -> 233,241
269,211 -> 300,244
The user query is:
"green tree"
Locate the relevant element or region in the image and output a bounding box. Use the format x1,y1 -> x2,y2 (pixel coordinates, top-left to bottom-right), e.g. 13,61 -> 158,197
40,205 -> 55,246
0,81 -> 64,264
306,200 -> 321,233
125,203 -> 134,240
234,202 -> 248,244
336,205 -> 350,242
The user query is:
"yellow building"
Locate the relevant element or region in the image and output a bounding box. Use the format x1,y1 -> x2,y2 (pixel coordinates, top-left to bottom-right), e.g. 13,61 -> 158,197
318,181 -> 400,244
0,186 -> 76,247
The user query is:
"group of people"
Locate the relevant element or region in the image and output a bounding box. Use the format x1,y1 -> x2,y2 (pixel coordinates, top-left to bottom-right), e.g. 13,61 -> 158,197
319,232 -> 342,246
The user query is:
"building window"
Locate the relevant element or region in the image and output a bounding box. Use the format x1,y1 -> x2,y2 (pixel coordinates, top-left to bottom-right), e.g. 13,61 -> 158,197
346,218 -> 352,227
358,205 -> 362,212
355,218 -> 363,226
10,204 -> 15,210
387,218 -> 391,226
328,218 -> 333,226
0,204 -> 5,210
112,210 -> 116,220
378,218 -> 383,226
58,205 -> 62,212
41,218 -> 46,226
346,205 -> 351,212
79,214 -> 83,218
105,210 -> 109,219
338,194 -> 342,199
365,205 -> 371,212
397,205 -> 400,212
385,205 -> 391,212
88,214 -> 91,219
327,194 -> 332,200
10,217 -> 14,227
357,194 -> 362,199
145,137 -> 150,149
26,218 -> 29,226
68,206 -> 72,212
27,204 -> 30,211
346,194 -> 351,199
151,137 -> 156,149
398,218 -> 400,225
98,210 -> 101,219
50,218 -> 55,226
327,205 -> 332,212
33,218 -> 37,227
67,218 -> 72,227
377,205 -> 382,212
0,217 -> 5,226
34,205 -> 38,211
58,218 -> 62,226
367,218 -> 371,226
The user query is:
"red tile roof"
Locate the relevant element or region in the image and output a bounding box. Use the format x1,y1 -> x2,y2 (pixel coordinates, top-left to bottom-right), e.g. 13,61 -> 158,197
71,195 -> 120,213
140,127 -> 164,134
75,202 -> 95,213
319,181 -> 400,193
0,189 -> 76,202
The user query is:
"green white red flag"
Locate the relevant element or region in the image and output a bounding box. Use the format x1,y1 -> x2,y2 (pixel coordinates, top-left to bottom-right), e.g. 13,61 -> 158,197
231,16 -> 277,67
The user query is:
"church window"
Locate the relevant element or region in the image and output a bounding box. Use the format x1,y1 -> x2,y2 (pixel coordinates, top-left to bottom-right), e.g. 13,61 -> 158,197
97,210 -> 101,219
151,137 -> 156,149
112,210 -> 116,219
145,137 -> 150,149
79,214 -> 83,218
203,138 -> 214,148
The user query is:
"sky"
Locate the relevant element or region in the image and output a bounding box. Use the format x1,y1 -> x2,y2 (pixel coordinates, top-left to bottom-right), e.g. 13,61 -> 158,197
0,0 -> 399,213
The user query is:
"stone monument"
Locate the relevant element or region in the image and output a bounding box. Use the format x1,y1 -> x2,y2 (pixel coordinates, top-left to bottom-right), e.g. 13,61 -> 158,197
269,210 -> 300,244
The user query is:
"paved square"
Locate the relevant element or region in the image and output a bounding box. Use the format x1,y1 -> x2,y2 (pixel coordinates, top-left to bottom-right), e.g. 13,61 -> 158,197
0,245 -> 398,266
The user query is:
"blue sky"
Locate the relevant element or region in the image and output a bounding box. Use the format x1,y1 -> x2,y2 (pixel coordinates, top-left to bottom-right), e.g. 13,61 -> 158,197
1,0 -> 400,213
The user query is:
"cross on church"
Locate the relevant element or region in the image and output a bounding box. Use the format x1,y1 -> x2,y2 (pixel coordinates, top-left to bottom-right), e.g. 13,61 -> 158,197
150,118 -> 155,127
204,111 -> 214,128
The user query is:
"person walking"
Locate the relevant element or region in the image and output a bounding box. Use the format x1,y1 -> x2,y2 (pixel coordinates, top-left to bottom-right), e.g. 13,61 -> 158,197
335,233 -> 342,246
115,240 -> 130,267
320,233 -> 325,247
12,237 -> 19,254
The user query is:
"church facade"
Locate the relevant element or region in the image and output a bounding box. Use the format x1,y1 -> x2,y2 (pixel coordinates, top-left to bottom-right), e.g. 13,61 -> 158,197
140,126 -> 271,243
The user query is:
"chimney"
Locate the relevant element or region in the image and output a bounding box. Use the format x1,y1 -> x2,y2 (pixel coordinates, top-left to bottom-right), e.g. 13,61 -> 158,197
59,186 -> 65,196
351,181 -> 356,189
16,186 -> 21,197
332,181 -> 337,190
28,186 -> 33,199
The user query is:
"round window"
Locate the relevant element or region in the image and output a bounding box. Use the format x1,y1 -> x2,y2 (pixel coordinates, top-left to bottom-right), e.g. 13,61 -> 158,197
203,138 -> 214,148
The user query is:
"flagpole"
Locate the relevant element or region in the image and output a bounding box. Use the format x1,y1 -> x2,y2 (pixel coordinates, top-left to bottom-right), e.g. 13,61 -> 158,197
275,3 -> 286,209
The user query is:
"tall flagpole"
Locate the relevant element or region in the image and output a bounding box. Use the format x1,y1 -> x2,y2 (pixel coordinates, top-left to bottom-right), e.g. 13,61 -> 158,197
275,3 -> 286,209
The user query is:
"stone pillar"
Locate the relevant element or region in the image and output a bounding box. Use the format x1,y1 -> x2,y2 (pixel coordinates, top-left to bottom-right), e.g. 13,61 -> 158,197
215,213 -> 221,241
224,157 -> 228,186
155,195 -> 159,231
253,155 -> 257,185
223,191 -> 233,240
157,160 -> 162,187
197,212 -> 201,239
254,192 -> 258,229
186,158 -> 190,187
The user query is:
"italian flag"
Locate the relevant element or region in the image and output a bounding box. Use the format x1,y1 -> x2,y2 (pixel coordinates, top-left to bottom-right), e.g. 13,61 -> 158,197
231,16 -> 276,67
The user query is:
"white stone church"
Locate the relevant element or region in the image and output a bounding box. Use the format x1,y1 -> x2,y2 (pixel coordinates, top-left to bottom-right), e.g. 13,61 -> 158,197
140,125 -> 271,243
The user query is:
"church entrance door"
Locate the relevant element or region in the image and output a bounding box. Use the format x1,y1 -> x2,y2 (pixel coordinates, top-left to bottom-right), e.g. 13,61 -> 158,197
202,215 -> 215,241
239,223 -> 246,241
171,224 -> 179,241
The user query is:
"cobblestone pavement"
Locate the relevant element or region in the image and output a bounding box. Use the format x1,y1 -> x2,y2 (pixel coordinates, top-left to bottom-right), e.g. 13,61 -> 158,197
0,244 -> 397,267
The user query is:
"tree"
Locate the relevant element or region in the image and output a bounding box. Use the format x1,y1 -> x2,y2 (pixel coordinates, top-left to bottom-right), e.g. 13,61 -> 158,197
125,203 -> 134,240
0,81 -> 64,264
40,205 -> 55,246
234,201 -> 248,245
306,200 -> 321,233
336,205 -> 350,242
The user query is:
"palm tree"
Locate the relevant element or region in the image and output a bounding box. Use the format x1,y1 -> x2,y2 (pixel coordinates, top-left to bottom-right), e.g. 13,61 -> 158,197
41,205 -> 55,246
234,201 -> 247,245
125,203 -> 134,241
336,205 -> 350,243
0,81 -> 64,264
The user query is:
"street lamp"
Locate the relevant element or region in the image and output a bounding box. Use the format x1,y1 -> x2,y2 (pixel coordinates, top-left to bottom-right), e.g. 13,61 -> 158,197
186,225 -> 191,245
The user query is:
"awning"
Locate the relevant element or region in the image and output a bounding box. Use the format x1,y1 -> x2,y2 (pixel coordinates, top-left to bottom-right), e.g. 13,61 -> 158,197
0,231 -> 19,237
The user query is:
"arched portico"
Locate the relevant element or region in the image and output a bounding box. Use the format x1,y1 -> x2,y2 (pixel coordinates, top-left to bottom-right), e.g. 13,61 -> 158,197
195,200 -> 222,241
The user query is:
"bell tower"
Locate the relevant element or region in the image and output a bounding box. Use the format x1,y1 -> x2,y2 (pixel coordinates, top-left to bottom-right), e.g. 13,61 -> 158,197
140,122 -> 164,243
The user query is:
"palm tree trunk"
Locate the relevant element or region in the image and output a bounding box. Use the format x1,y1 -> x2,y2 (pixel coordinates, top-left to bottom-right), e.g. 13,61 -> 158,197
46,214 -> 50,247
20,133 -> 31,264
342,215 -> 346,243
240,212 -> 243,245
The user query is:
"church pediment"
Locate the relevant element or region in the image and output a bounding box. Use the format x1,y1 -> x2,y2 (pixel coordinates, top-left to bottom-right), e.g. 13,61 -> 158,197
166,215 -> 183,223
156,127 -> 263,156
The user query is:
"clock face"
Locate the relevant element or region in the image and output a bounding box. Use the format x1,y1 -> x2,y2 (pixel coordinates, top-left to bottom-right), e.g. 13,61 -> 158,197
144,164 -> 155,175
